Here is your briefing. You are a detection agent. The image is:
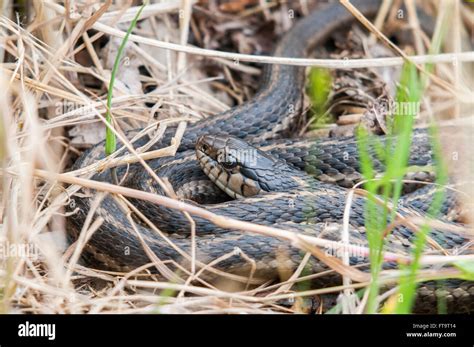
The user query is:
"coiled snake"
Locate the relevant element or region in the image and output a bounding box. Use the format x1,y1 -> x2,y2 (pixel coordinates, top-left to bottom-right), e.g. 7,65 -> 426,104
68,0 -> 474,313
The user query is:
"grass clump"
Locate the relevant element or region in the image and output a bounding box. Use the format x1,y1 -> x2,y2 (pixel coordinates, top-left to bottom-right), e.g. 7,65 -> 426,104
307,67 -> 333,128
356,61 -> 427,313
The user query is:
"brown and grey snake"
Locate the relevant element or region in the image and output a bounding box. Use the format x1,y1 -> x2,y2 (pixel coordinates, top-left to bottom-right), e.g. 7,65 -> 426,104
67,0 -> 474,313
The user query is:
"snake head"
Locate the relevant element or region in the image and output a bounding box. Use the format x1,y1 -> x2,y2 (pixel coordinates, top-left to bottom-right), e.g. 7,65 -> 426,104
196,135 -> 302,199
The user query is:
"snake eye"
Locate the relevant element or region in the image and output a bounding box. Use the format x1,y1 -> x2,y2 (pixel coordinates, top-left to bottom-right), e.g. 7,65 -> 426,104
222,161 -> 238,170
200,143 -> 209,152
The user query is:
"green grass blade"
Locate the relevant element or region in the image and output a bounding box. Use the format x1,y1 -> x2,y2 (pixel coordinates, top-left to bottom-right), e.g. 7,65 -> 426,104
105,1 -> 148,156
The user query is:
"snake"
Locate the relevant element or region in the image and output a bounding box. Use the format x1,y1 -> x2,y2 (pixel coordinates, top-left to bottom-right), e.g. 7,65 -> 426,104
67,0 -> 474,313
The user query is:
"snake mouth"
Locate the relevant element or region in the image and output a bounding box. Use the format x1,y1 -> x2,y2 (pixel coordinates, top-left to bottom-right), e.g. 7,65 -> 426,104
196,147 -> 244,199
196,136 -> 238,198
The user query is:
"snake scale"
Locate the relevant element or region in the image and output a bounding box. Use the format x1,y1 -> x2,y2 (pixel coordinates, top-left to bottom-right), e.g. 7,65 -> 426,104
68,0 -> 474,313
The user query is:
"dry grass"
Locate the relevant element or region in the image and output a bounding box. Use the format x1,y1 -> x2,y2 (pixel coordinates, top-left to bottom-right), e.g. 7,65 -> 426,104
0,0 -> 473,314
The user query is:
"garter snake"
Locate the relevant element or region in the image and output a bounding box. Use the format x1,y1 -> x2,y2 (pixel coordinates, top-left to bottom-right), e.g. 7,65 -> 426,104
67,0 -> 474,313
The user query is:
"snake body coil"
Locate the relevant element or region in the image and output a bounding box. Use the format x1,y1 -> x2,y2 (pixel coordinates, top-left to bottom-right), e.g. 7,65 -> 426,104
68,0 -> 474,313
